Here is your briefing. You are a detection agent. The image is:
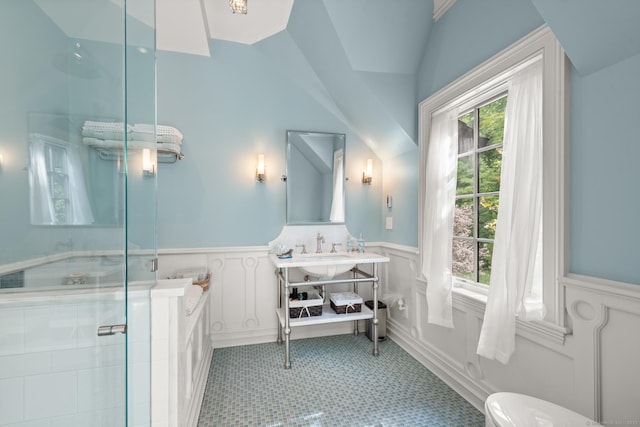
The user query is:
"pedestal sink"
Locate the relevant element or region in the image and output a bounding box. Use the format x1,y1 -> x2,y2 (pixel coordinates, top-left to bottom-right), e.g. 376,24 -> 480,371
296,253 -> 356,279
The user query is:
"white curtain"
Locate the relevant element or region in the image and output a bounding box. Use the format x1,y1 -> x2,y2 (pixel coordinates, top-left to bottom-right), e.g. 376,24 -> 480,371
476,62 -> 545,364
29,137 -> 56,225
422,108 -> 458,328
66,142 -> 94,225
329,148 -> 345,222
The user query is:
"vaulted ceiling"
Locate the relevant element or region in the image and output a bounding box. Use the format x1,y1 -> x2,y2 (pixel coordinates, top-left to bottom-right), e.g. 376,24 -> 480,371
34,0 -> 640,159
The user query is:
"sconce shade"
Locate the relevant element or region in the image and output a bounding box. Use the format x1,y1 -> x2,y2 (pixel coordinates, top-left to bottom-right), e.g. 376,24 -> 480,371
256,154 -> 265,182
142,148 -> 155,177
362,158 -> 373,185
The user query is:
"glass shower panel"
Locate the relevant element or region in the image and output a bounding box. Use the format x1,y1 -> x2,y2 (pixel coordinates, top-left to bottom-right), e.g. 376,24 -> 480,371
0,1 -> 155,426
124,0 -> 157,425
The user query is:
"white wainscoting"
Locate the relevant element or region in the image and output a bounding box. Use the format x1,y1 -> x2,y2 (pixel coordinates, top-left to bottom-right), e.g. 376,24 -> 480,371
376,245 -> 640,426
158,245 -> 640,426
158,248 -> 368,352
151,279 -> 212,427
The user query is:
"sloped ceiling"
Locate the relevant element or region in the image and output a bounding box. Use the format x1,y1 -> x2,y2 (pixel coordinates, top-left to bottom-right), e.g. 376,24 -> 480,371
33,0 -> 434,160
269,0 -> 432,159
208,0 -> 433,159
32,0 -> 640,160
35,0 -> 212,56
530,0 -> 640,75
205,0 -> 294,45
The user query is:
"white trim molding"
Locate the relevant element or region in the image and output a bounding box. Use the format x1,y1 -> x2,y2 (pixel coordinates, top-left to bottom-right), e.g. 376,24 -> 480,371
561,273 -> 640,423
433,0 -> 456,21
418,25 -> 570,330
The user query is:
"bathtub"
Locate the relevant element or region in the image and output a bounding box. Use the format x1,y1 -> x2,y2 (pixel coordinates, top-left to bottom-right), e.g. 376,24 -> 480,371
151,279 -> 212,427
0,253 -> 152,292
0,256 -> 212,427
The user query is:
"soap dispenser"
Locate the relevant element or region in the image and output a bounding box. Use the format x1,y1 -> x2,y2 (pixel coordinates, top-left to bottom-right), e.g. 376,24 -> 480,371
346,235 -> 353,253
357,233 -> 365,253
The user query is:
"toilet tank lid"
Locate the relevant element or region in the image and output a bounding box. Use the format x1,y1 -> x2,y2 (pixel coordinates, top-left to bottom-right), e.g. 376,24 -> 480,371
485,392 -> 602,427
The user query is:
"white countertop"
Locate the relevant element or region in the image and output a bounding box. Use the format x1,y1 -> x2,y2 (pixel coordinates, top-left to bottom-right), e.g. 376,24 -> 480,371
270,251 -> 390,269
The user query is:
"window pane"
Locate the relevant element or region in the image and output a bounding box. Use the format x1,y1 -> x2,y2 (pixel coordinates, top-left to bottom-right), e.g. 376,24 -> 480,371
454,198 -> 474,237
478,242 -> 494,285
49,146 -> 67,173
478,96 -> 506,148
456,155 -> 473,195
452,239 -> 474,281
50,174 -> 68,199
478,147 -> 502,193
478,195 -> 499,239
458,114 -> 474,154
53,198 -> 68,224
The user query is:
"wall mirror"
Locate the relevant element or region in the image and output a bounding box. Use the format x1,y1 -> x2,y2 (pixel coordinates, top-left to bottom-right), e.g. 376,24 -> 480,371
286,130 -> 346,224
28,113 -> 126,226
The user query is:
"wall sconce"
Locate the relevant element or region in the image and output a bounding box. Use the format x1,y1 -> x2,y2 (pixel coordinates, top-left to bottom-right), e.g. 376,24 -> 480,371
362,158 -> 373,185
0,152 -> 4,171
142,148 -> 155,177
256,154 -> 266,182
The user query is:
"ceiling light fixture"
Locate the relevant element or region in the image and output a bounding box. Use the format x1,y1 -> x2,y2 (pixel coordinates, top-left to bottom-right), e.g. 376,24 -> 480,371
230,0 -> 247,14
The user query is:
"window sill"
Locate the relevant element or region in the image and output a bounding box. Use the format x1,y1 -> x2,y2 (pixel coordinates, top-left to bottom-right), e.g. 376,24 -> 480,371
451,286 -> 570,346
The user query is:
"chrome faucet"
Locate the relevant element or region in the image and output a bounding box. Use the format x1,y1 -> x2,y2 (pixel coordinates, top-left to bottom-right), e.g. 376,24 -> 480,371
316,233 -> 325,253
296,244 -> 307,254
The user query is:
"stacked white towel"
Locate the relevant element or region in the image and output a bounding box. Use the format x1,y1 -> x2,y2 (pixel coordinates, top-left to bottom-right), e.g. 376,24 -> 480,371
81,120 -> 184,157
82,121 -> 130,141
82,137 -> 154,150
132,123 -> 183,144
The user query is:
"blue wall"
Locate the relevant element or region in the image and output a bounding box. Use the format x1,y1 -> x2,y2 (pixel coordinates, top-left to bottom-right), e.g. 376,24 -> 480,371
156,41 -> 381,248
569,54 -> 640,284
381,149 -> 419,247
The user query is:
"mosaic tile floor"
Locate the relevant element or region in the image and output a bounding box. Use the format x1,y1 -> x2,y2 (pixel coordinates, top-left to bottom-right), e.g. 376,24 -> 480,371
197,334 -> 484,427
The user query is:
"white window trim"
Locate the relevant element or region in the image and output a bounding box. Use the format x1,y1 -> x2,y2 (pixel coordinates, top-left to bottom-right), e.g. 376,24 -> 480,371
418,25 -> 570,339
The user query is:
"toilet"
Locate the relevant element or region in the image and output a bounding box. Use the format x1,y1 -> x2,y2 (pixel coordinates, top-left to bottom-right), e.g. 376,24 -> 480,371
485,392 -> 602,427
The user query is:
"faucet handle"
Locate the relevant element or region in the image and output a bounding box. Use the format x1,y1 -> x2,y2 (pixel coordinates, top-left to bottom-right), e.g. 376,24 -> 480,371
330,242 -> 342,253
296,244 -> 307,254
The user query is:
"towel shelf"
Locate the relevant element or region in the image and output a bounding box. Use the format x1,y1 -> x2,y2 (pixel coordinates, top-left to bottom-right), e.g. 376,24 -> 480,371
93,147 -> 184,163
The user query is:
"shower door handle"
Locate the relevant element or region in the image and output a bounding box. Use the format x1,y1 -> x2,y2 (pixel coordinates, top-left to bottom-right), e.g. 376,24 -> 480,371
97,324 -> 127,336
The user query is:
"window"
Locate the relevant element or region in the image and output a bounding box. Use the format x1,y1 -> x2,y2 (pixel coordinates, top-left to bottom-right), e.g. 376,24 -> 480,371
419,26 -> 569,334
29,133 -> 94,226
453,95 -> 507,285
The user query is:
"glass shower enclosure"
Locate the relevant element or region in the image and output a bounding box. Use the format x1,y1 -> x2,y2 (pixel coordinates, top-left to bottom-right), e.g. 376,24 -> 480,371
0,1 -> 156,425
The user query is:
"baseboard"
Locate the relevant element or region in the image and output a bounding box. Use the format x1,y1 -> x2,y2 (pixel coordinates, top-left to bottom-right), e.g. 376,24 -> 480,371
387,319 -> 490,413
211,322 -> 360,348
185,342 -> 214,427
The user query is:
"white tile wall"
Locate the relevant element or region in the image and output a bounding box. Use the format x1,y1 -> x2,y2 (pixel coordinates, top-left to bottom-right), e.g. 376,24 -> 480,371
77,365 -> 124,411
23,306 -> 77,352
0,309 -> 24,356
7,419 -> 50,427
0,377 -> 24,424
0,288 -> 150,426
24,372 -> 77,419
0,352 -> 50,379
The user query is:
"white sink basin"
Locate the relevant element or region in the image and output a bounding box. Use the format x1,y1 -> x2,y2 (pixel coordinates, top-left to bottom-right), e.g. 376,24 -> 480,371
296,253 -> 356,279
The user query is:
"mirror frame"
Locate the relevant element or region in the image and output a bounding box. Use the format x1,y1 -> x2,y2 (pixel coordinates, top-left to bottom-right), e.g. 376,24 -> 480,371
285,130 -> 346,225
